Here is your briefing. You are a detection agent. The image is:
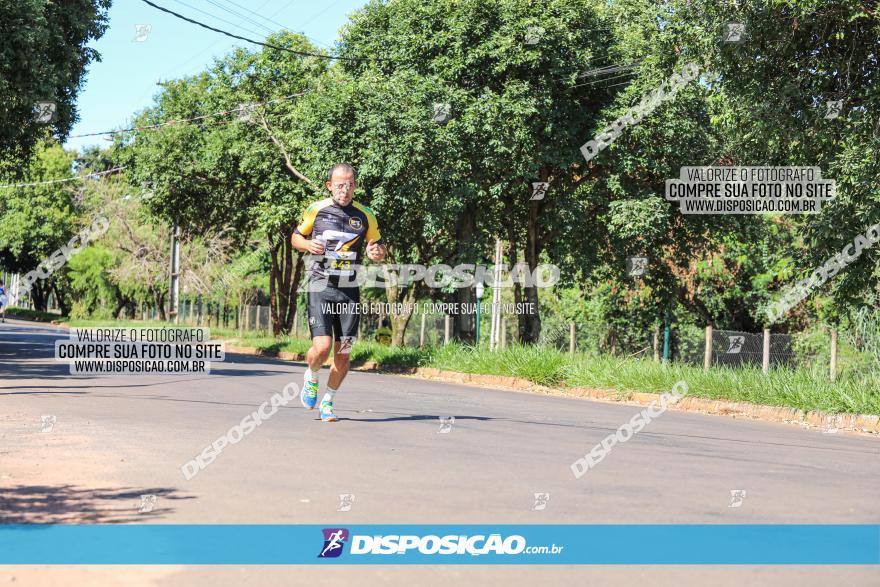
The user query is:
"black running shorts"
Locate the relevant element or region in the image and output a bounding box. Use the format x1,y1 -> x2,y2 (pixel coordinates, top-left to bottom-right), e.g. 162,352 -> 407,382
307,285 -> 360,341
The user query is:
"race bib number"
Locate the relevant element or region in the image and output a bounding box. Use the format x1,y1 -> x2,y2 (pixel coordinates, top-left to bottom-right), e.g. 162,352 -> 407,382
325,250 -> 357,276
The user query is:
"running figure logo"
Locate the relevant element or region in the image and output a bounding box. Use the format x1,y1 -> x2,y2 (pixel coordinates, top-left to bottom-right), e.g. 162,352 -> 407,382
238,102 -> 257,122
337,336 -> 355,355
532,492 -> 550,511
726,335 -> 745,354
337,494 -> 355,512
822,414 -> 840,434
33,102 -> 56,123
530,182 -> 549,201
824,100 -> 843,120
139,494 -> 157,513
432,102 -> 451,123
133,24 -> 152,42
626,256 -> 648,277
40,415 -> 56,433
438,416 -> 455,433
728,489 -> 747,508
524,25 -> 545,45
724,23 -> 746,43
318,528 -> 349,558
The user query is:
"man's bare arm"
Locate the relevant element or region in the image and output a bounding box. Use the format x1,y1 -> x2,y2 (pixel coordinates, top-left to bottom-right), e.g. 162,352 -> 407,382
292,232 -> 324,255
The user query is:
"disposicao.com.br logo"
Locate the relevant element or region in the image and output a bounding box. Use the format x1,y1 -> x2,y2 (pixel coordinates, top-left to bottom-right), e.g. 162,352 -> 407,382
318,528 -> 563,558
318,528 -> 349,558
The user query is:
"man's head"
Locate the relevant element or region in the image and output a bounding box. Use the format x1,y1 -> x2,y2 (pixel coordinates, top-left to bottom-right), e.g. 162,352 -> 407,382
326,163 -> 357,207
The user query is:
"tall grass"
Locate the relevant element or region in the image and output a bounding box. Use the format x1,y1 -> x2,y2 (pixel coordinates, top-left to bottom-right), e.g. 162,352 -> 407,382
426,343 -> 879,414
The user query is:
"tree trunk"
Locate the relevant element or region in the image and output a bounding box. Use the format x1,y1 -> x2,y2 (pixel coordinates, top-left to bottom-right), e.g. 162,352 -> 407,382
504,199 -> 525,344
516,167 -> 553,344
112,288 -> 129,319
50,280 -> 70,316
453,204 -> 476,341
153,290 -> 167,321
113,295 -> 136,320
387,273 -> 417,346
521,198 -> 542,343
269,229 -> 303,336
30,280 -> 49,312
505,247 -> 527,344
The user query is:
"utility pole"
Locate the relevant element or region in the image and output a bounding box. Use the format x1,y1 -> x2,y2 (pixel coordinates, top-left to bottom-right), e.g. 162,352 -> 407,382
169,221 -> 181,323
662,307 -> 671,363
475,281 -> 484,346
489,238 -> 503,350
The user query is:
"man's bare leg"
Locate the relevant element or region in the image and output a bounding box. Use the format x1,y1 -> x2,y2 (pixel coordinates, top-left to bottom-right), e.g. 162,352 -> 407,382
327,340 -> 350,390
307,335 -> 333,373
320,340 -> 350,422
301,335 -> 332,409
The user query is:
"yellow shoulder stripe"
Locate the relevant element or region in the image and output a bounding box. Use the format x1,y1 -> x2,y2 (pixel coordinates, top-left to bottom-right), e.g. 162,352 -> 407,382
296,197 -> 333,235
352,201 -> 381,242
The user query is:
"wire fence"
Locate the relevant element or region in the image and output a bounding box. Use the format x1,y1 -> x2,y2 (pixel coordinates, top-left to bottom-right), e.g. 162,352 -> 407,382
536,320 -> 853,379
59,294 -> 875,380
677,328 -> 797,369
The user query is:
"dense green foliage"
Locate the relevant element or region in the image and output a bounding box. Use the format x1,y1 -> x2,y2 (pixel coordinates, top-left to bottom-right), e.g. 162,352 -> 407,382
0,0 -> 111,166
2,0 -> 878,388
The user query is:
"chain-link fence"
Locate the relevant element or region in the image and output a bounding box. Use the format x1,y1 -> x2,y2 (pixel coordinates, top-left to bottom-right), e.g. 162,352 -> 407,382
104,295 -> 871,380
674,328 -> 796,368
534,319 -> 850,379
538,320 -> 654,358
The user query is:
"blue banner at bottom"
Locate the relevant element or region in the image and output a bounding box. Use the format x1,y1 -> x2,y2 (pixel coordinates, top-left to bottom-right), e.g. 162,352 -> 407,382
0,525 -> 878,564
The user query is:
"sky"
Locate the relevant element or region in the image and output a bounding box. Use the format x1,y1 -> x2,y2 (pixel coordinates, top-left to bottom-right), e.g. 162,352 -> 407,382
65,0 -> 368,153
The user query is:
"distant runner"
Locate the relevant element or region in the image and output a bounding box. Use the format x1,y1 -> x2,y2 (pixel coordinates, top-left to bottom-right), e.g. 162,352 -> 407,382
0,281 -> 7,323
291,163 -> 385,422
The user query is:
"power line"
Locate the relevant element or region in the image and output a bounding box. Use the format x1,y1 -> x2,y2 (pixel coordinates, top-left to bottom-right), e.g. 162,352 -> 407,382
0,167 -> 126,190
578,63 -> 640,79
209,0 -> 334,50
125,0 -> 277,109
201,0 -> 277,35
279,0 -> 339,28
570,70 -> 639,89
140,0 -> 389,62
67,93 -> 305,139
602,79 -> 638,90
168,0 -> 269,39
212,0 -> 292,34
549,50 -> 625,84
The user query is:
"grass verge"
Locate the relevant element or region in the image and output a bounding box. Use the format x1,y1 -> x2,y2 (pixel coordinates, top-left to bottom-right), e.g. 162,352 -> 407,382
4,307 -> 67,322
63,318 -> 880,415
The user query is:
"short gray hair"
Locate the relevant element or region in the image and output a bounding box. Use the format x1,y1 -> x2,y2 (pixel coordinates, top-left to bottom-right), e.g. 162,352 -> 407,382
327,163 -> 357,181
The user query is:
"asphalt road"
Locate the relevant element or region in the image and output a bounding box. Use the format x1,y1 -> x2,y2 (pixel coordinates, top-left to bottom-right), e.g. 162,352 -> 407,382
1,318 -> 878,586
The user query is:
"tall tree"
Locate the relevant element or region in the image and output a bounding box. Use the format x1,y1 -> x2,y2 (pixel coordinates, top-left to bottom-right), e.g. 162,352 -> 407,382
331,0 -> 623,342
0,141 -> 80,312
121,32 -> 328,334
0,0 -> 111,168
656,0 -> 880,322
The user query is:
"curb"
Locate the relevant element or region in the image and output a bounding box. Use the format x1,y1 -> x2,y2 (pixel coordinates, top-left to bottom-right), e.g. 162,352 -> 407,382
30,326 -> 880,437
219,341 -> 880,436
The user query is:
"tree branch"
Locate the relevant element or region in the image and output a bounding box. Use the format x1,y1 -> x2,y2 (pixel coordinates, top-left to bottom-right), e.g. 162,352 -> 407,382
257,112 -> 317,188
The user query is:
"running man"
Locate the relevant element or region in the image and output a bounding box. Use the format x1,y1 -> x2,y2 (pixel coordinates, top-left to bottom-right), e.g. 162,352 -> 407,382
291,163 -> 385,422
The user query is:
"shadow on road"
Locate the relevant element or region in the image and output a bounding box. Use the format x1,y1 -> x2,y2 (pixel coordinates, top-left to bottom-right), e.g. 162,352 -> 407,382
340,414 -> 492,423
0,484 -> 195,524
0,320 -> 298,383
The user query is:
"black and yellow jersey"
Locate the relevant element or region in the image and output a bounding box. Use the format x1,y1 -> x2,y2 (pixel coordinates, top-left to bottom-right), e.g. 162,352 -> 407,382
293,197 -> 382,284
